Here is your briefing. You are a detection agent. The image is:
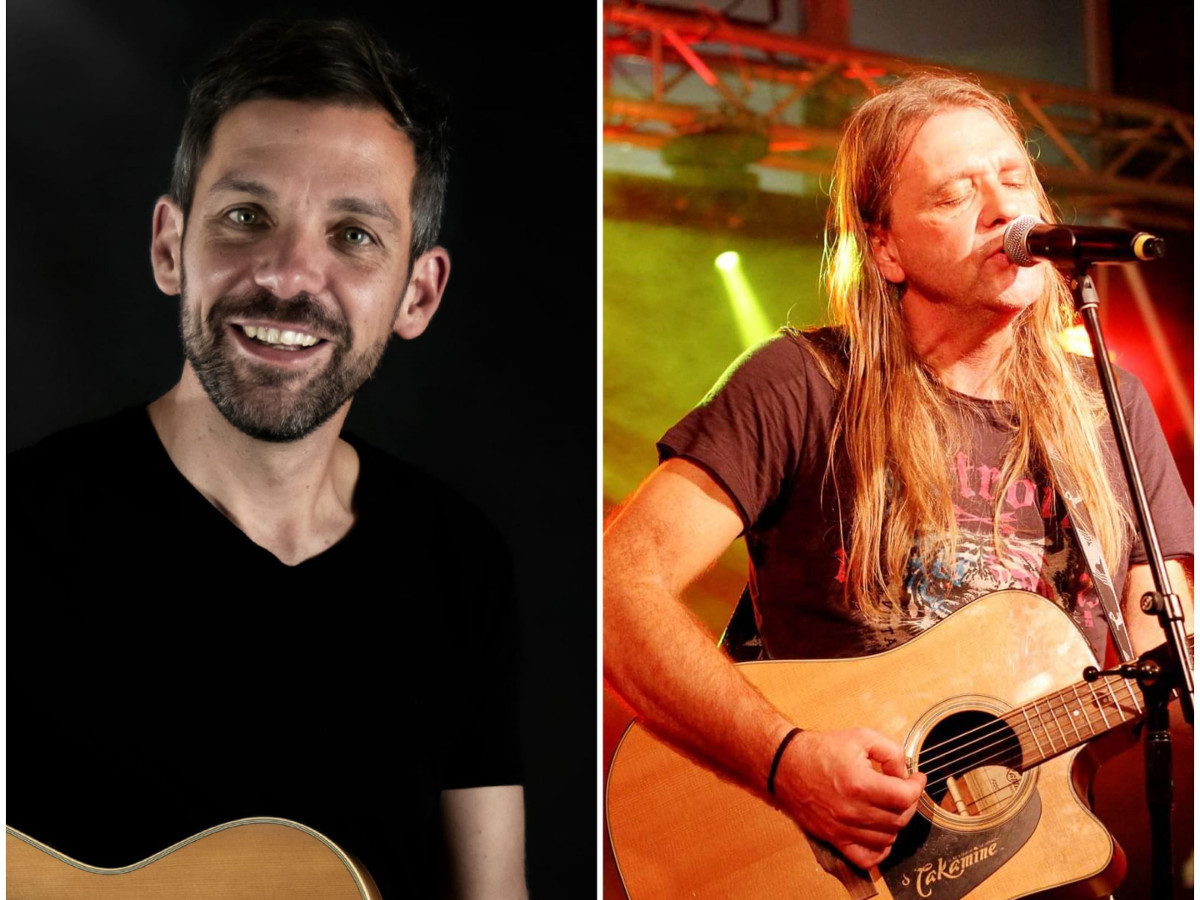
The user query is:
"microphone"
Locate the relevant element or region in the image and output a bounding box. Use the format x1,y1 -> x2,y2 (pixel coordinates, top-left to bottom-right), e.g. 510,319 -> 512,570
1002,216 -> 1166,267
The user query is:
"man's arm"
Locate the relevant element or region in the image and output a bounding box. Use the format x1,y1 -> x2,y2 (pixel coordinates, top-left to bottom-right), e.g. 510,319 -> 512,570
441,785 -> 527,899
1122,560 -> 1194,655
605,457 -> 924,870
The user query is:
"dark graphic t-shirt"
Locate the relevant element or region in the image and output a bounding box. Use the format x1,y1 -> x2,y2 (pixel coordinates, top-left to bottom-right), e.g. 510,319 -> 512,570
659,329 -> 1193,662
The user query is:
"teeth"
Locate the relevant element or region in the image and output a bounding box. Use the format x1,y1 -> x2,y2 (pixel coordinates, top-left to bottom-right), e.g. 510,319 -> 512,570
241,325 -> 320,347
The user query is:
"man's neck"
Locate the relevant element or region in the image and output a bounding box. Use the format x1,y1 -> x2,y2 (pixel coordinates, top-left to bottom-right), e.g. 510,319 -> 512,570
901,298 -> 1020,400
147,367 -> 360,566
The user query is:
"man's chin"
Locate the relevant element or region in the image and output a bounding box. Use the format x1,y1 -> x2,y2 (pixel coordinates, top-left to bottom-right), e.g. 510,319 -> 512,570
193,367 -> 353,443
982,267 -> 1044,316
211,394 -> 345,443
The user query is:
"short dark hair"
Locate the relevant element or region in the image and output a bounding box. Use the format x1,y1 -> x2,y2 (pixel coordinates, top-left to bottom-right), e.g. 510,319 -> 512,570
170,19 -> 449,257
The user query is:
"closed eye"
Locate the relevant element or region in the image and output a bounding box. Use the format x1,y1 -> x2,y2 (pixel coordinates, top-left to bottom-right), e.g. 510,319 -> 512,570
999,168 -> 1029,189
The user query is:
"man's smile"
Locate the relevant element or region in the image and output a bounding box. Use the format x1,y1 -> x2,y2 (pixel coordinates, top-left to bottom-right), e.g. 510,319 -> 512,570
228,322 -> 333,364
239,324 -> 322,348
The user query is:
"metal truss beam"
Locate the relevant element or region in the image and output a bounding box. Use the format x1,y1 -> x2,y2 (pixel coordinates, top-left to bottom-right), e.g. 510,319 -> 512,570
603,2 -> 1193,228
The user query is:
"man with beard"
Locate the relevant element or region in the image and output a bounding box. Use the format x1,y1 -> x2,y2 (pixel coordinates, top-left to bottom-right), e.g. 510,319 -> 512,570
9,20 -> 526,900
605,73 -> 1192,895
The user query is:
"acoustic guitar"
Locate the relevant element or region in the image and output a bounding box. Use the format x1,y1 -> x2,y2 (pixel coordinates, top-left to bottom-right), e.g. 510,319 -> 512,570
6,817 -> 381,900
606,589 -> 1190,899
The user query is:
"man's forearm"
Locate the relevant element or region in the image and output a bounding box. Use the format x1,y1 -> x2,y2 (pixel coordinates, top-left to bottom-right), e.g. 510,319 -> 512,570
604,555 -> 925,872
604,555 -> 795,793
441,785 -> 527,900
603,461 -> 925,871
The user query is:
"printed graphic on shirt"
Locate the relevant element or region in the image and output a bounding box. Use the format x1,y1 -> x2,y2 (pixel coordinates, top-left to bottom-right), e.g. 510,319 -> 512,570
868,451 -> 1103,656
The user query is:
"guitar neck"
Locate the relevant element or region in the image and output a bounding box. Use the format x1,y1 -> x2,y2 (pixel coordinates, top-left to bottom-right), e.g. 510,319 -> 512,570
1007,634 -> 1193,769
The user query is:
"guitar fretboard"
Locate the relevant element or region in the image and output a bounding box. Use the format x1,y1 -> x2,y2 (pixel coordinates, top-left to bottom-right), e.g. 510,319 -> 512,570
1005,635 -> 1193,769
1006,675 -> 1141,767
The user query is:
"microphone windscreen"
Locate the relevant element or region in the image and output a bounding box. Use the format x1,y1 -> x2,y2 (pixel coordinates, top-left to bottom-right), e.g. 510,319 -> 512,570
1002,216 -> 1042,267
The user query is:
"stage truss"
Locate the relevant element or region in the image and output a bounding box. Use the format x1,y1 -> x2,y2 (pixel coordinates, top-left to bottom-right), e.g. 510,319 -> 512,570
603,2 -> 1194,232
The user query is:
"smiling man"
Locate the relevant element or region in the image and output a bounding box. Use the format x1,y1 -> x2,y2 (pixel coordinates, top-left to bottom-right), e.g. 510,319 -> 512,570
10,20 -> 525,900
147,96 -> 448,566
605,73 -> 1192,889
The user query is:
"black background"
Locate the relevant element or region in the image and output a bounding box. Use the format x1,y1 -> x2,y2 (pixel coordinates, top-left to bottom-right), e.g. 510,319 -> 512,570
7,1 -> 596,895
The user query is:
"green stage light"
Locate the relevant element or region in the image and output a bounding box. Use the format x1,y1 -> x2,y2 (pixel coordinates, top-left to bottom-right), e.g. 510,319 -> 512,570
715,253 -> 774,348
714,250 -> 740,272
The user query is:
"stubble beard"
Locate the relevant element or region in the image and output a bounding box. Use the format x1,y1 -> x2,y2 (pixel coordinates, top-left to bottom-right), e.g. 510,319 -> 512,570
179,269 -> 393,443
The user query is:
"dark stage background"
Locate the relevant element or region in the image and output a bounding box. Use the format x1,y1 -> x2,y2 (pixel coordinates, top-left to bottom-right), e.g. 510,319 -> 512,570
7,1 -> 596,895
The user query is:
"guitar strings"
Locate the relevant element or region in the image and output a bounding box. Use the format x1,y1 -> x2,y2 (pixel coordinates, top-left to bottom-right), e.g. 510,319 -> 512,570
913,674 -> 1139,769
912,677 -> 1141,789
914,694 -> 1139,805
919,648 -> 1189,817
905,633 -> 1188,781
945,677 -> 1149,816
916,676 -> 1140,781
926,775 -> 1020,817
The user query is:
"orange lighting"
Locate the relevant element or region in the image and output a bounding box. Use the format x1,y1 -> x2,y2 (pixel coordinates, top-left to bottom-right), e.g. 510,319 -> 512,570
1058,325 -> 1115,360
843,65 -> 887,79
767,140 -> 812,153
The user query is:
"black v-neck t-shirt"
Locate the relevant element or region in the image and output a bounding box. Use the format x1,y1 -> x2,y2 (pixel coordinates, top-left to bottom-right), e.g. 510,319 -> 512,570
8,406 -> 522,898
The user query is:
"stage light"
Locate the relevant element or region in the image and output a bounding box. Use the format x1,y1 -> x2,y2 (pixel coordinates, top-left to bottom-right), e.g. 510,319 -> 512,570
1057,325 -> 1117,360
1058,325 -> 1094,358
714,252 -> 774,348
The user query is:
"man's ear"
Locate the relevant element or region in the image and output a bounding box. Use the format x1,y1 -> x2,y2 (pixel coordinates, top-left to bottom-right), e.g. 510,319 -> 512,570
151,197 -> 185,296
393,246 -> 451,340
869,227 -> 906,285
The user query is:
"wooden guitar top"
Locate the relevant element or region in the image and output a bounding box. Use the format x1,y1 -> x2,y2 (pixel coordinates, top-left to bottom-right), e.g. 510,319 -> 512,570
6,817 -> 382,900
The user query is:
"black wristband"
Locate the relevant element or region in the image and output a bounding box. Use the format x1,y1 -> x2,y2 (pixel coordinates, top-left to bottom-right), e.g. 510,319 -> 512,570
767,727 -> 803,796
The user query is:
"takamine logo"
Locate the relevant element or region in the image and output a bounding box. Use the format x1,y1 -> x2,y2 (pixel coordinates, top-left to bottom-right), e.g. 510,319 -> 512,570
899,841 -> 1000,898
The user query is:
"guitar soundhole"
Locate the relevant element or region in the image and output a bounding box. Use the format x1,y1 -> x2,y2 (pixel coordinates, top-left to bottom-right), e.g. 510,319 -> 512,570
916,708 -> 1030,829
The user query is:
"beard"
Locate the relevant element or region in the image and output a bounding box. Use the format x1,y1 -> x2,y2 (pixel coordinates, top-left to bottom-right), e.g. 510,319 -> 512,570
179,276 -> 393,443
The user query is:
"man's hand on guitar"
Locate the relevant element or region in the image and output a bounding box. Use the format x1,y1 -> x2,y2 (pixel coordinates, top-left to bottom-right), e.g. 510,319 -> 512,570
772,728 -> 926,871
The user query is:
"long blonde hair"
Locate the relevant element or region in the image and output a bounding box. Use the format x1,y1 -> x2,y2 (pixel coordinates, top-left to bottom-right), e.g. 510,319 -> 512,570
818,72 -> 1129,621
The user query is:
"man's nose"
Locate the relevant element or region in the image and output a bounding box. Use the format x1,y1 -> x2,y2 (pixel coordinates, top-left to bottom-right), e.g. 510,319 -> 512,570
253,226 -> 328,299
981,179 -> 1022,227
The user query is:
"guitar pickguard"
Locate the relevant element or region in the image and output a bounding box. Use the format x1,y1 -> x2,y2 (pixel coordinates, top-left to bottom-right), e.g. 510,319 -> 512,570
882,787 -> 1041,900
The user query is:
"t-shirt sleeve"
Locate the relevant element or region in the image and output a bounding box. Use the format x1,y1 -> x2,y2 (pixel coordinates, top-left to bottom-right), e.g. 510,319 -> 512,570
438,516 -> 524,790
1117,369 -> 1194,566
657,333 -> 824,530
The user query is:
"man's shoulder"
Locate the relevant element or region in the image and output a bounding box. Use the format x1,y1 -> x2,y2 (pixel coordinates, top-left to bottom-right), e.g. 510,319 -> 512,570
790,324 -> 849,362
10,406 -> 155,485
746,325 -> 847,365
9,406 -> 167,554
1066,355 -> 1156,422
341,436 -> 516,626
344,434 -> 506,544
702,326 -> 846,403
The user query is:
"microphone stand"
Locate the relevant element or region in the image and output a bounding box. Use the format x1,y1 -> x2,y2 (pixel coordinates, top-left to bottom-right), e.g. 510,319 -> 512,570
1068,264 -> 1193,900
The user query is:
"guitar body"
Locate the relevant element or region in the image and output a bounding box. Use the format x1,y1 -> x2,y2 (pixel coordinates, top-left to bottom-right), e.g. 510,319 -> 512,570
6,818 -> 382,900
607,590 -> 1130,900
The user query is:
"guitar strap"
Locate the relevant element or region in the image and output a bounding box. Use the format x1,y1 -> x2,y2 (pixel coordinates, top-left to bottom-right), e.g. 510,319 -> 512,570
1044,442 -> 1136,663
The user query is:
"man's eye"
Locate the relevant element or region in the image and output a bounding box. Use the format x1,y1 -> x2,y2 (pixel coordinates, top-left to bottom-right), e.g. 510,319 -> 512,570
342,227 -> 374,246
228,208 -> 260,226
